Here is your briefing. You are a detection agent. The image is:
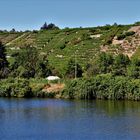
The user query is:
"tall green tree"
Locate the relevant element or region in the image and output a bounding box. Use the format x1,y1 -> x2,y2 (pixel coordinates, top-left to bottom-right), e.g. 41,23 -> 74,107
40,22 -> 48,30
112,54 -> 130,76
127,58 -> 140,79
41,22 -> 59,30
98,52 -> 114,74
65,59 -> 83,78
12,46 -> 51,78
0,42 -> 9,78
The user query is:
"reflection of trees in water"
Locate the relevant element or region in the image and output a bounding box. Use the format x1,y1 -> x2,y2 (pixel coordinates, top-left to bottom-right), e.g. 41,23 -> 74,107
0,98 -> 140,119
94,100 -> 140,117
0,98 -> 140,138
36,100 -> 140,121
96,100 -> 140,136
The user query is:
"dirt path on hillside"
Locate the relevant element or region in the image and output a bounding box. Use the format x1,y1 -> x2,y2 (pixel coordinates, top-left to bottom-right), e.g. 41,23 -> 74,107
6,33 -> 27,46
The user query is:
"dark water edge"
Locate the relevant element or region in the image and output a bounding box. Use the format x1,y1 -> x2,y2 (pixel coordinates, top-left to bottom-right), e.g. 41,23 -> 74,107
0,98 -> 140,140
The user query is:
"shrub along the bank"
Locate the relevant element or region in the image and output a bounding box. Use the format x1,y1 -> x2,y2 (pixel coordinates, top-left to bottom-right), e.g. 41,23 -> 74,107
62,74 -> 140,100
1,75 -> 140,100
0,78 -> 32,97
0,78 -> 57,98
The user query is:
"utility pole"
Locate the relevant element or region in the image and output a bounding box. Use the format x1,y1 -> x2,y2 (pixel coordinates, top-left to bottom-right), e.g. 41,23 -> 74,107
75,50 -> 77,79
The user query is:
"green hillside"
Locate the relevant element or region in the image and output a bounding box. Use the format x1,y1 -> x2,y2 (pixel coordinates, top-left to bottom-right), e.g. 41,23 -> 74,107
2,23 -> 140,100
1,23 -> 140,76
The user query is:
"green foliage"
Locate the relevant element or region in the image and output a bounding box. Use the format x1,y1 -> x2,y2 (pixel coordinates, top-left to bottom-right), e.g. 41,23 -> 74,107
40,22 -> 59,30
0,78 -> 32,97
1,22 -> 140,100
86,53 -> 130,77
11,46 -> 52,78
134,21 -> 140,26
125,31 -> 135,36
85,63 -> 100,77
117,34 -> 126,40
65,59 -> 83,78
0,42 -> 9,79
1,23 -> 134,76
132,47 -> 140,59
59,44 -> 66,50
117,31 -> 135,40
103,27 -> 119,45
112,54 -> 130,76
97,52 -> 114,73
63,75 -> 140,100
127,58 -> 140,79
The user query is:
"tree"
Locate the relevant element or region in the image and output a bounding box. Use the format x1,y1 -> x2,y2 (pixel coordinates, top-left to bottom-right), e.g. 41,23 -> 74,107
36,55 -> 52,77
47,23 -> 57,29
40,22 -> 59,30
127,58 -> 140,79
10,28 -> 16,33
103,26 -> 119,45
0,42 -> 9,78
41,22 -> 48,30
114,54 -> 130,66
97,52 -> 114,74
112,54 -> 130,76
65,59 -> 83,78
12,46 -> 51,78
85,63 -> 100,77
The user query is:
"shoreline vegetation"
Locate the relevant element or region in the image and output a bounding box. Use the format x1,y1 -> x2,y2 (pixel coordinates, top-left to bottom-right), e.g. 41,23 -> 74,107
1,22 -> 140,101
1,76 -> 140,101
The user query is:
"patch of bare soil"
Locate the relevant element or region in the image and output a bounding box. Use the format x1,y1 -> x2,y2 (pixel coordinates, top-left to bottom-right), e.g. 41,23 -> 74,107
128,26 -> 140,36
101,26 -> 140,57
42,83 -> 65,93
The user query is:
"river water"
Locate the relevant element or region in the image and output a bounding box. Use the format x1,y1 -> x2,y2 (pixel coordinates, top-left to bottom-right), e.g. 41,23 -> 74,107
0,98 -> 140,140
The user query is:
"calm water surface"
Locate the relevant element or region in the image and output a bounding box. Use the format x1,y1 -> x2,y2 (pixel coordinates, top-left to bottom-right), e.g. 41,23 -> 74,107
0,98 -> 140,140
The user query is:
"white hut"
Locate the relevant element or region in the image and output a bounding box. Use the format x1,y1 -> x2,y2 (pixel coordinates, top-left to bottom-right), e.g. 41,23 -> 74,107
46,76 -> 60,83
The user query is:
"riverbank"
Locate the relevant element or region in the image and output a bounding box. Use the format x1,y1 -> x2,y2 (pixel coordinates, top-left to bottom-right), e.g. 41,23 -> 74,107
62,75 -> 140,101
1,75 -> 140,101
1,24 -> 140,101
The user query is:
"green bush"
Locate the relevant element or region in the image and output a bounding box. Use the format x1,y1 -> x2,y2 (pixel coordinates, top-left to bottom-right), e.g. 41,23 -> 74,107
60,44 -> 66,50
117,34 -> 126,40
117,31 -> 135,40
0,78 -> 32,97
62,75 -> 140,101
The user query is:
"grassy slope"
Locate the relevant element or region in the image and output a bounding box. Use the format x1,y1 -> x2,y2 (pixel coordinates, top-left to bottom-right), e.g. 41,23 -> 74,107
1,24 -> 140,75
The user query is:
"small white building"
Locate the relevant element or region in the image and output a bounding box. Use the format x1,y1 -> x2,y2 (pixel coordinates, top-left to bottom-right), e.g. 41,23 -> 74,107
46,76 -> 60,82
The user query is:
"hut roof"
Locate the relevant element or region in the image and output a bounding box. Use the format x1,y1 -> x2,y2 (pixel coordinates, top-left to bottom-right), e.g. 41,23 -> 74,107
46,76 -> 60,81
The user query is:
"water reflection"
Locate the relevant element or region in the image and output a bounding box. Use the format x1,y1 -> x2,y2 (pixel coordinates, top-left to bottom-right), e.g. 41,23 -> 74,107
94,100 -> 140,116
0,98 -> 140,140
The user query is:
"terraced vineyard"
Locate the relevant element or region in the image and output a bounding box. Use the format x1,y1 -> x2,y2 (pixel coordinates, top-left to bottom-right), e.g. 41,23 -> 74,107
1,23 -> 140,75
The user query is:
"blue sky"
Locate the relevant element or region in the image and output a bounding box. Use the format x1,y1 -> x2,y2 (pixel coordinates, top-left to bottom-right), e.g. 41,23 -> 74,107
0,0 -> 140,30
